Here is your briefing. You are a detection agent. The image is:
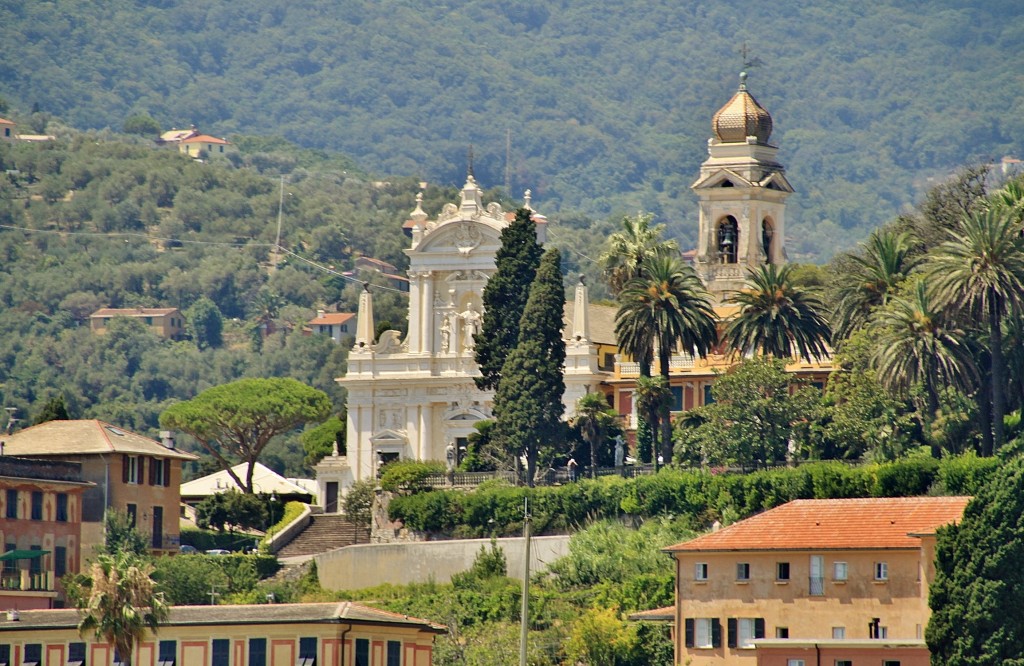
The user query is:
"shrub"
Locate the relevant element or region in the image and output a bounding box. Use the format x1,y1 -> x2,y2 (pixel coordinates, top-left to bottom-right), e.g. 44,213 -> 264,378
379,459 -> 446,494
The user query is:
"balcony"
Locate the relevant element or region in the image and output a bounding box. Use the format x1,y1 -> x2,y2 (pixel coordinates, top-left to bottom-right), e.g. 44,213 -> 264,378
0,570 -> 54,592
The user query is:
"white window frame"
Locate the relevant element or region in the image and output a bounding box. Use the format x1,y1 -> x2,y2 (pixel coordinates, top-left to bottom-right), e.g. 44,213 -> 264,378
832,627 -> 845,639
126,456 -> 140,485
776,561 -> 790,581
878,626 -> 889,639
695,618 -> 713,648
833,561 -> 848,581
787,660 -> 805,666
875,561 -> 889,581
694,562 -> 708,581
737,618 -> 756,648
736,562 -> 750,581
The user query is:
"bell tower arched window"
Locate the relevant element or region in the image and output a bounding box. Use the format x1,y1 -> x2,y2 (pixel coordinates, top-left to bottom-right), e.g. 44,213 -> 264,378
762,219 -> 774,264
718,216 -> 738,264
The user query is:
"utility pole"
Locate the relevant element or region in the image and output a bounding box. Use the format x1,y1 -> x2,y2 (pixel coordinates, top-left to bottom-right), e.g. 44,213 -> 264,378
505,128 -> 512,198
272,175 -> 285,272
519,497 -> 531,666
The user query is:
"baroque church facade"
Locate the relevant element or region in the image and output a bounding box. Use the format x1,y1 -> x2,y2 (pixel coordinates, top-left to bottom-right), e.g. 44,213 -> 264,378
318,73 -> 794,502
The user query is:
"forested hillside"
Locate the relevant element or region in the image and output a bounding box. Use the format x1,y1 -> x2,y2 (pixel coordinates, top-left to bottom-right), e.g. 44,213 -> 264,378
3,0 -> 1022,259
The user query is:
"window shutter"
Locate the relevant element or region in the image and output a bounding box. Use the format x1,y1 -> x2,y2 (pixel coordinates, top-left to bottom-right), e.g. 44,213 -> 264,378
165,460 -> 172,487
122,456 -> 130,483
685,619 -> 694,648
712,619 -> 722,648
149,457 -> 156,485
755,618 -> 766,639
727,619 -> 737,648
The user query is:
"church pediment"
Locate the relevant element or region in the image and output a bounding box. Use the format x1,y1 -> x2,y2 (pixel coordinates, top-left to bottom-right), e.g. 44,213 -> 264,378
413,219 -> 503,257
691,168 -> 754,190
758,171 -> 795,193
370,428 -> 408,445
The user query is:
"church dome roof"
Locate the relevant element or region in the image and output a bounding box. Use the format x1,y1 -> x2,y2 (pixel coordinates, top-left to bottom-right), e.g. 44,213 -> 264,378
712,72 -> 773,144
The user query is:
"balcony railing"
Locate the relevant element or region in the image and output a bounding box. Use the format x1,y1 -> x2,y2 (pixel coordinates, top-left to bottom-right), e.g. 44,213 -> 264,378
809,576 -> 824,596
0,571 -> 53,592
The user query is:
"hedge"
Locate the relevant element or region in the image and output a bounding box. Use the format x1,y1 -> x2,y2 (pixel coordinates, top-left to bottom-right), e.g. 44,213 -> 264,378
388,454 -> 999,536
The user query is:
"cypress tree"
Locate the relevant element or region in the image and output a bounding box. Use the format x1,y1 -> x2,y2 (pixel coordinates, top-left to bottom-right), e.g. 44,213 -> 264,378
492,248 -> 566,486
474,207 -> 543,390
927,456 -> 1024,664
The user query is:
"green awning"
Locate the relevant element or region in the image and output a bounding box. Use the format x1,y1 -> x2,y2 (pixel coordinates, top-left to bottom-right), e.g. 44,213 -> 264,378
0,549 -> 49,561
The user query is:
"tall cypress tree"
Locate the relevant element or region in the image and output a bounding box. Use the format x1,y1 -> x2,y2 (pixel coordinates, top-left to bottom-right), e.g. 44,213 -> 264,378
475,207 -> 543,390
492,248 -> 566,486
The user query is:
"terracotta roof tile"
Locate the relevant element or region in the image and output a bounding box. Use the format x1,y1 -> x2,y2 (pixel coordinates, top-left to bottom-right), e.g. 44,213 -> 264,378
665,497 -> 970,553
0,602 -> 445,633
90,307 -> 180,317
310,312 -> 356,326
181,134 -> 230,145
627,606 -> 674,622
4,420 -> 198,461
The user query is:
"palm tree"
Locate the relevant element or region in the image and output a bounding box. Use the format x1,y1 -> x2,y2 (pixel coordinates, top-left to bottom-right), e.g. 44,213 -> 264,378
724,264 -> 832,362
869,278 -> 978,425
616,254 -> 718,466
77,552 -> 169,666
573,392 -> 620,476
927,207 -> 1024,452
600,213 -> 679,295
832,228 -> 920,341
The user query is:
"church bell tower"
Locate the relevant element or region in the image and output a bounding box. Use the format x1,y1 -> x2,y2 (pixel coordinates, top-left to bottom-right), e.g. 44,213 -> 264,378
692,72 -> 793,303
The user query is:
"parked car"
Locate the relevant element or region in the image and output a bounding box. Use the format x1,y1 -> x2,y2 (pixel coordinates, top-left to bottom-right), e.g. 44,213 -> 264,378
205,548 -> 231,556
179,544 -> 198,554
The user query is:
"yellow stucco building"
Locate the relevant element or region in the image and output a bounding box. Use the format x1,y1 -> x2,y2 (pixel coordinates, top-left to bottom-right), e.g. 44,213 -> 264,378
663,497 -> 969,666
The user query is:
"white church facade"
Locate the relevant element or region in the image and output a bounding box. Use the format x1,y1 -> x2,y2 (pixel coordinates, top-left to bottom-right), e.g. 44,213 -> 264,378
318,72 -> 794,505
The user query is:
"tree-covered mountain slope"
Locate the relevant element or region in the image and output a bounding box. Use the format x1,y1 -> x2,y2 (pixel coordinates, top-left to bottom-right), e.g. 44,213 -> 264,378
3,0 -> 1022,259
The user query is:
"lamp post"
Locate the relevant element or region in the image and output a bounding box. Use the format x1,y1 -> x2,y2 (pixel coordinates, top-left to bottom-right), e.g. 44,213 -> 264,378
269,492 -> 278,533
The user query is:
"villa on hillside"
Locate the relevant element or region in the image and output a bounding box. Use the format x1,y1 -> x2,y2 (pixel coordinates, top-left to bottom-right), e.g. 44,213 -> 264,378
0,117 -> 14,141
179,134 -> 233,158
89,306 -> 185,340
308,310 -> 356,344
662,496 -> 969,666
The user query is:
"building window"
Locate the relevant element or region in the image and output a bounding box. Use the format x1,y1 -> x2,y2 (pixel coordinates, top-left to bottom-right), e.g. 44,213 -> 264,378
875,562 -> 889,581
775,627 -> 789,639
728,618 -> 765,648
685,618 -> 721,649
150,458 -> 166,486
68,642 -> 86,666
787,660 -> 805,666
832,627 -> 845,639
0,644 -> 9,666
2,542 -> 14,575
386,642 -> 401,666
124,456 -> 140,484
762,220 -> 774,262
354,639 -> 369,666
24,645 -> 41,666
836,662 -> 852,666
30,491 -> 42,520
5,490 -> 16,519
809,555 -> 824,595
248,639 -> 266,666
883,662 -> 900,666
56,493 -> 68,522
297,638 -> 316,666
158,641 -> 176,666
694,563 -> 708,581
833,561 -> 848,581
55,545 -> 67,578
212,640 -> 229,666
869,619 -> 888,639
29,545 -> 41,575
736,562 -> 750,581
776,562 -> 790,581
127,504 -> 137,528
718,216 -> 739,264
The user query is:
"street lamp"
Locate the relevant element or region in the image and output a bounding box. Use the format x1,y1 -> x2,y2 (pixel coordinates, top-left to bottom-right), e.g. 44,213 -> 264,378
269,492 -> 278,532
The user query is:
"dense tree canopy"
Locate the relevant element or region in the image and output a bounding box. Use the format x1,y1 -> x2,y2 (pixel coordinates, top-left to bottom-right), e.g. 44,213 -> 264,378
928,457 -> 1024,665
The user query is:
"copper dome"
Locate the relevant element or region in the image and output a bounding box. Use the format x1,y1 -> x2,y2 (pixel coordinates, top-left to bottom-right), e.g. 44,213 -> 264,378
711,72 -> 773,144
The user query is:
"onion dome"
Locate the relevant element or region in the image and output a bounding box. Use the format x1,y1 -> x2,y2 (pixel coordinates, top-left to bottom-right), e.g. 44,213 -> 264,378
711,72 -> 773,144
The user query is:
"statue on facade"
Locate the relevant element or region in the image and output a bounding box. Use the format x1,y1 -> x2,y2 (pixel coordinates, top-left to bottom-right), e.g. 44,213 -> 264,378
440,317 -> 451,353
461,309 -> 481,351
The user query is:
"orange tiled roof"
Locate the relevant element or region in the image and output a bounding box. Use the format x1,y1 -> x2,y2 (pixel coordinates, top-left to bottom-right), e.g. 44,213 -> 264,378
181,134 -> 230,145
0,118 -> 14,126
665,497 -> 971,553
627,606 -> 675,622
310,312 -> 356,326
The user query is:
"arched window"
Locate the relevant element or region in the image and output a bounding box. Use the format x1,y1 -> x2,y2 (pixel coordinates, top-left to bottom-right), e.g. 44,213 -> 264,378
718,216 -> 738,264
762,219 -> 774,263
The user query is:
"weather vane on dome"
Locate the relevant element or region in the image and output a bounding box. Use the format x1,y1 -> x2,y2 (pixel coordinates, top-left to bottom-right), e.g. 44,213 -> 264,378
739,42 -> 764,71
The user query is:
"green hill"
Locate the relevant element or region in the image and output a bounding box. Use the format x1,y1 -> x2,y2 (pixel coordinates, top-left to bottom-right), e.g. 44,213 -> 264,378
3,0 -> 1022,259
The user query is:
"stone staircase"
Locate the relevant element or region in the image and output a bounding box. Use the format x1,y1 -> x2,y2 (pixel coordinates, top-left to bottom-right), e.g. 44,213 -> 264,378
275,514 -> 368,559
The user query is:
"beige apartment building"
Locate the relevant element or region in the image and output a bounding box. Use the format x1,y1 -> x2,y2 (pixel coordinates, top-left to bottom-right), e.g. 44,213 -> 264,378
90,307 -> 186,340
664,496 -> 970,666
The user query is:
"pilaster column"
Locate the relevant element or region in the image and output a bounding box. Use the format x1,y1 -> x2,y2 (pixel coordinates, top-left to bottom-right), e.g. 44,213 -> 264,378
419,271 -> 434,355
407,272 -> 421,353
